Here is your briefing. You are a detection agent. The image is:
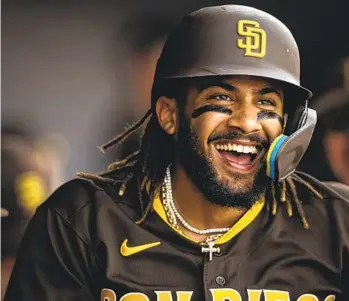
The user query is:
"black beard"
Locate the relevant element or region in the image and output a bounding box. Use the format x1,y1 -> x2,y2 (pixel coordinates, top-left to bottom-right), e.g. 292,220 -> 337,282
176,119 -> 269,209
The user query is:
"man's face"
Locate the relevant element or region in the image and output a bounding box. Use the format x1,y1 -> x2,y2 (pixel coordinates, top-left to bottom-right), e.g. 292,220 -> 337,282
175,76 -> 284,208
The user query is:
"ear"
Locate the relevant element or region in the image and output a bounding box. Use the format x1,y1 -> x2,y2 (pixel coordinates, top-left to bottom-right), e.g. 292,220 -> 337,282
155,96 -> 177,135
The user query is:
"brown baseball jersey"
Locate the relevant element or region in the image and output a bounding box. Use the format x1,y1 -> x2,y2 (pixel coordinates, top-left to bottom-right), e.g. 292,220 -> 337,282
4,167 -> 349,301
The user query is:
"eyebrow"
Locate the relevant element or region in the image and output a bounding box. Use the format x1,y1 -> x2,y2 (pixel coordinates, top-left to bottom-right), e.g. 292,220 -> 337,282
196,82 -> 237,93
257,87 -> 282,98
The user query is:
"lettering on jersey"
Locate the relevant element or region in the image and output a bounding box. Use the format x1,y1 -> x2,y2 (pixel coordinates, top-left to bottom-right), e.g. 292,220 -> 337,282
101,288 -> 116,301
297,294 -> 319,301
155,291 -> 193,301
263,290 -> 290,301
237,20 -> 267,58
120,292 -> 150,301
247,289 -> 262,301
101,288 -> 336,301
297,294 -> 336,301
210,288 -> 242,301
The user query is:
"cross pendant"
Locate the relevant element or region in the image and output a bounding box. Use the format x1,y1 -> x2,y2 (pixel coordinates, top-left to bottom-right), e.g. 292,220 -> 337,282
201,241 -> 220,261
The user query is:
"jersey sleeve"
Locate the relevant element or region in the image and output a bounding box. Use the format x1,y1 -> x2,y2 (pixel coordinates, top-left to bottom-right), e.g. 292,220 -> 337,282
4,184 -> 97,301
327,182 -> 349,298
337,199 -> 349,299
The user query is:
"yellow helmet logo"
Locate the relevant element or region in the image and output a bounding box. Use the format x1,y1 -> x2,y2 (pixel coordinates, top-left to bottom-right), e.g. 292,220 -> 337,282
237,20 -> 267,58
15,171 -> 47,214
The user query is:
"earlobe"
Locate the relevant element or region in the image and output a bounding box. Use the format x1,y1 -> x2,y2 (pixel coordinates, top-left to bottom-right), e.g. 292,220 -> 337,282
155,96 -> 177,135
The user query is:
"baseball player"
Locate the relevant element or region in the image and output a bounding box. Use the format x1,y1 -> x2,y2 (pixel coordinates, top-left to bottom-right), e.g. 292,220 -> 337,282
4,5 -> 349,301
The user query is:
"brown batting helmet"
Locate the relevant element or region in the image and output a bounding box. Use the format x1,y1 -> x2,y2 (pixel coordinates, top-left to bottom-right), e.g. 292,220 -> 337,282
152,5 -> 312,108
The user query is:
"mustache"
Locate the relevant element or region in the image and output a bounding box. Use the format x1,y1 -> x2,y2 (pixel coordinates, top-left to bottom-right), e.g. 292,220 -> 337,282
208,131 -> 270,149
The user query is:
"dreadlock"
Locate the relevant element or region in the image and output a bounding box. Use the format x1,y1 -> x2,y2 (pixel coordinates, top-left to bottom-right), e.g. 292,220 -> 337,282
77,79 -> 189,220
77,79 -> 323,229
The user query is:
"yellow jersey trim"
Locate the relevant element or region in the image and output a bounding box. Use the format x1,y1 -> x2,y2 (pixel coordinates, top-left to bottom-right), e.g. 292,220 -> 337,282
153,195 -> 265,245
215,198 -> 265,244
153,196 -> 192,239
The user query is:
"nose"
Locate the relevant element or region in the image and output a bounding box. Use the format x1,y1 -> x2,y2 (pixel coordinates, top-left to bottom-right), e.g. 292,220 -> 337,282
226,105 -> 262,134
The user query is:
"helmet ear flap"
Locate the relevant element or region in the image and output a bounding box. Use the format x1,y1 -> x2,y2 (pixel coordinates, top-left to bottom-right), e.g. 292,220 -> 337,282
284,101 -> 309,135
267,107 -> 317,182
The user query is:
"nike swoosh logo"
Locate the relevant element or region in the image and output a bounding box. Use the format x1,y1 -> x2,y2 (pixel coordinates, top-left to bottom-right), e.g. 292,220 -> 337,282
120,239 -> 161,257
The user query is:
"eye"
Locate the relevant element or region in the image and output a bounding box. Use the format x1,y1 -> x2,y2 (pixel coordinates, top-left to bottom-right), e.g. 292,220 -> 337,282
258,99 -> 275,106
209,94 -> 233,101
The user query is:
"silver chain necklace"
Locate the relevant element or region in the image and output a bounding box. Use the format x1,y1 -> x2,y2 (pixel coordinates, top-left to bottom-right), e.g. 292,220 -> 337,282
162,167 -> 230,235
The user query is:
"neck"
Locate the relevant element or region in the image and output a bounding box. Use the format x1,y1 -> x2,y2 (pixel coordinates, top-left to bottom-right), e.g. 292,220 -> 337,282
171,165 -> 247,232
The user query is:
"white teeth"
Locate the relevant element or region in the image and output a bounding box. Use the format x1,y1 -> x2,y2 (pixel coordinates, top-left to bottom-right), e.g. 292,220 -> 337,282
250,146 -> 258,154
215,143 -> 258,154
243,146 -> 250,153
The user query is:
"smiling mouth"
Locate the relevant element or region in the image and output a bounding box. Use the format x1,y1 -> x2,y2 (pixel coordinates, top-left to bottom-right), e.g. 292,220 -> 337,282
213,141 -> 264,172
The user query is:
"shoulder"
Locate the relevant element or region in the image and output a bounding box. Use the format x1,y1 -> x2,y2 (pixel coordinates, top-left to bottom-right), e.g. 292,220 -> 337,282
321,181 -> 349,201
286,172 -> 349,276
295,171 -> 349,205
292,171 -> 349,230
39,178 -> 103,221
39,166 -> 142,225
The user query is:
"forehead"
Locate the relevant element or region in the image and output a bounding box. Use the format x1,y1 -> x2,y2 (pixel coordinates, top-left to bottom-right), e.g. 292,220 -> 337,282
192,75 -> 283,93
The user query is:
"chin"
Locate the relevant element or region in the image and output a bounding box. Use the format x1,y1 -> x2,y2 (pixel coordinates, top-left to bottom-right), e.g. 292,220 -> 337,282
203,161 -> 268,209
217,168 -> 258,194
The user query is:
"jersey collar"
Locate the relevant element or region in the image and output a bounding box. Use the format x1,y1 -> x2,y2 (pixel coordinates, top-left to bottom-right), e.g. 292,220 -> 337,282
152,194 -> 265,245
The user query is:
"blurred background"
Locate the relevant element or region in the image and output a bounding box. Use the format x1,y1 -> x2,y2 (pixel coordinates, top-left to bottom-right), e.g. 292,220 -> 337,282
1,0 -> 349,298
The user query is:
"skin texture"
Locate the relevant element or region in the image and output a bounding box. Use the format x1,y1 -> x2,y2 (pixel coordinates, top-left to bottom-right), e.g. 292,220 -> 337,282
156,75 -> 284,242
